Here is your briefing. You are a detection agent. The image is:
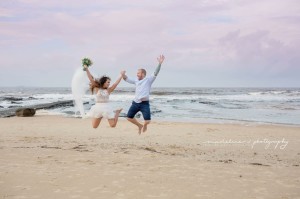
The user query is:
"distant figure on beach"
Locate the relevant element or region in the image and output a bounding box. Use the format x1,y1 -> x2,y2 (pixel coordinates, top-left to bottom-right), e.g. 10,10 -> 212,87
84,65 -> 124,128
122,55 -> 165,134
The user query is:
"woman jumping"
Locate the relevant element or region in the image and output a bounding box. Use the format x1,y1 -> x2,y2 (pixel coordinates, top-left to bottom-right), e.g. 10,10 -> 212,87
84,65 -> 124,129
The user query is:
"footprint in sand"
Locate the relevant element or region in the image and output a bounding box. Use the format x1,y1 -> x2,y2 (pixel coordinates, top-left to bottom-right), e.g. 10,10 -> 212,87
206,128 -> 219,132
77,159 -> 95,165
90,187 -> 103,192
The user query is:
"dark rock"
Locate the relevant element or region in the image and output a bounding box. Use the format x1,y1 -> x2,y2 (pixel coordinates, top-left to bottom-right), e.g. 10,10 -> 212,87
199,101 -> 218,105
4,97 -> 23,101
15,108 -> 36,117
11,101 -> 22,104
8,106 -> 22,108
152,110 -> 162,114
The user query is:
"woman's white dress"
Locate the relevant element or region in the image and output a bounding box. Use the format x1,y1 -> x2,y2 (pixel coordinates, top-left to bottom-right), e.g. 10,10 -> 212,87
87,89 -> 115,119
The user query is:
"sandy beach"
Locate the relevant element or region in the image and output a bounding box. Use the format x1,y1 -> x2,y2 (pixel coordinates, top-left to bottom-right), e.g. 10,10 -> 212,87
0,114 -> 300,199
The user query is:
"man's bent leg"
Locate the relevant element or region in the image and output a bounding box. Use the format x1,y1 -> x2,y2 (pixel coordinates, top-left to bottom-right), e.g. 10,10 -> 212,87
127,118 -> 143,135
127,102 -> 143,134
143,120 -> 151,133
140,101 -> 151,133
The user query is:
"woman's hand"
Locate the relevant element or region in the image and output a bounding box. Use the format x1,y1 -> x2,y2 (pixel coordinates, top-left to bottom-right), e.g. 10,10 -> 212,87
83,65 -> 88,71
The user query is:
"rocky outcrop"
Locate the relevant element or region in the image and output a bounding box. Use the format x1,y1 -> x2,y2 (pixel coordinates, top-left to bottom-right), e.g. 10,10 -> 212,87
0,100 -> 73,118
15,108 -> 36,117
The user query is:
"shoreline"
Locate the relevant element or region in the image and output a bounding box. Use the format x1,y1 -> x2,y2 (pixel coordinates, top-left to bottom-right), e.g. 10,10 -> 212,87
39,109 -> 300,127
2,106 -> 300,127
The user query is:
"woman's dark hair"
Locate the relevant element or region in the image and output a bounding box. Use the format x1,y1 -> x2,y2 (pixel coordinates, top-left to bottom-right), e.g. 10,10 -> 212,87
99,75 -> 111,88
90,75 -> 111,94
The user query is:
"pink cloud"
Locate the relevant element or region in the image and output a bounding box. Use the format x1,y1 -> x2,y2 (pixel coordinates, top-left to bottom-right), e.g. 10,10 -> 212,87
0,0 -> 299,86
219,30 -> 300,73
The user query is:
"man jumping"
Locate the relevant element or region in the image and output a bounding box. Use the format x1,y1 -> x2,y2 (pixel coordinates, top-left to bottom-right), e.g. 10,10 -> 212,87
122,55 -> 165,134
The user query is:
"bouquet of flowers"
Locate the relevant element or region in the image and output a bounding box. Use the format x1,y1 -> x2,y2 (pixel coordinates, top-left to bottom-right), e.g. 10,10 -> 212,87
82,57 -> 93,71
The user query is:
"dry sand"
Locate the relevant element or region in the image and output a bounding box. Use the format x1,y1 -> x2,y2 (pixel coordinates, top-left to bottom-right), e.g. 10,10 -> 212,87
0,114 -> 300,199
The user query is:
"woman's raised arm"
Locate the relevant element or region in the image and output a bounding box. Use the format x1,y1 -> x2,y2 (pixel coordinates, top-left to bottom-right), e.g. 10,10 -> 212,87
84,65 -> 97,86
108,71 -> 125,94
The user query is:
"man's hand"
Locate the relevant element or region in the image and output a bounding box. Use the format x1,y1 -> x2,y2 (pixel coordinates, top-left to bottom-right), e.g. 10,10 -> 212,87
120,70 -> 126,77
157,55 -> 165,65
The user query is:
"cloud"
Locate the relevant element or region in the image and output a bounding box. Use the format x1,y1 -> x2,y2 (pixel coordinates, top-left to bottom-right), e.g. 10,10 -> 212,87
219,30 -> 300,74
0,0 -> 299,86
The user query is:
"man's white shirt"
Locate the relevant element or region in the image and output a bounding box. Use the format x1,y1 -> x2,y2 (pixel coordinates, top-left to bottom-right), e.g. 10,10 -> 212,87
125,75 -> 157,103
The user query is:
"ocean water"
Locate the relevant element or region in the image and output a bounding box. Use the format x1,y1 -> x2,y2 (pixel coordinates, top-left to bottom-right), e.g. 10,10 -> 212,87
0,87 -> 300,125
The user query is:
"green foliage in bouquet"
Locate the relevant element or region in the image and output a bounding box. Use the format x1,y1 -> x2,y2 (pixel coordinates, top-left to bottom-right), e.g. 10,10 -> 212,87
82,58 -> 93,71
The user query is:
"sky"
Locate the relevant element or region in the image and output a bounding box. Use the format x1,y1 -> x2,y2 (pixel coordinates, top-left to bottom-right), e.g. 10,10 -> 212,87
0,0 -> 299,87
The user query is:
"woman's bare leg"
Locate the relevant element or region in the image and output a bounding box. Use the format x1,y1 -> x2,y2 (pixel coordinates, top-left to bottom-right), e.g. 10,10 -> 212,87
108,109 -> 123,128
92,118 -> 102,128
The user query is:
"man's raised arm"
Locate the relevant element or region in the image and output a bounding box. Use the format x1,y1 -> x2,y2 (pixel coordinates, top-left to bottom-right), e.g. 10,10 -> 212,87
154,55 -> 165,76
